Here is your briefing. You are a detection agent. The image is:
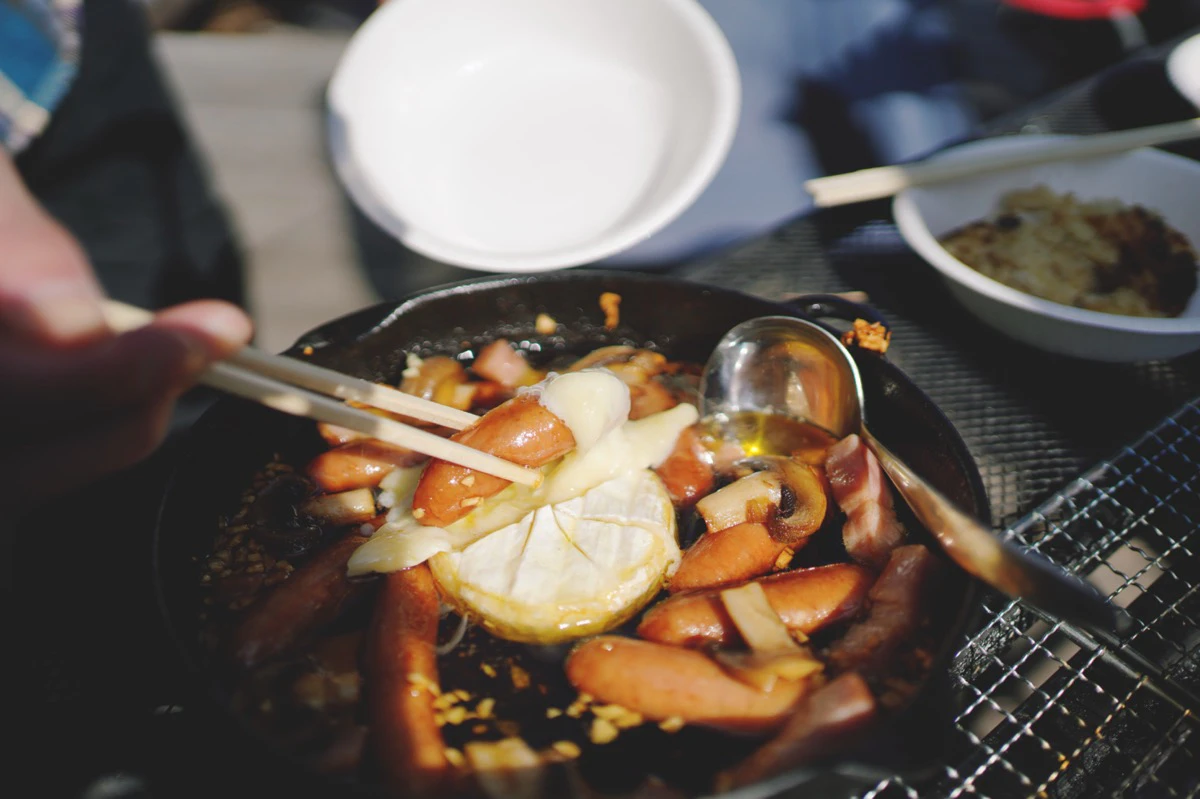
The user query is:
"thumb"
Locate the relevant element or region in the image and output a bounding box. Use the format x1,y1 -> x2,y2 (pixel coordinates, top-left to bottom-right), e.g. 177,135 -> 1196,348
133,300 -> 256,397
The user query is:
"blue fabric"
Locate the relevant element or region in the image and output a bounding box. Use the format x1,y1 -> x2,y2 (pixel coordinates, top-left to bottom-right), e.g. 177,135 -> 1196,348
0,10 -> 58,93
0,0 -> 83,153
604,0 -> 977,265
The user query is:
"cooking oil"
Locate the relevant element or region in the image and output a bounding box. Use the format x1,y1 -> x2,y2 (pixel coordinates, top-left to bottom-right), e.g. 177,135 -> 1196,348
699,411 -> 838,463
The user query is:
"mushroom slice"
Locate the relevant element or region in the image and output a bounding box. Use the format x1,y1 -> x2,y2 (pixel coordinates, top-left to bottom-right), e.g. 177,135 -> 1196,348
696,456 -> 827,545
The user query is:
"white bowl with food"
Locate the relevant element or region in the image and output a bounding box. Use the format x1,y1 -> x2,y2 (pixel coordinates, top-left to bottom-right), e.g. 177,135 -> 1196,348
893,135 -> 1200,362
326,0 -> 740,272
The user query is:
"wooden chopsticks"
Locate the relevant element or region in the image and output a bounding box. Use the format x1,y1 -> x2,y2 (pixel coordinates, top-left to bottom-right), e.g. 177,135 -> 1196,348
101,301 -> 542,487
805,117 -> 1200,208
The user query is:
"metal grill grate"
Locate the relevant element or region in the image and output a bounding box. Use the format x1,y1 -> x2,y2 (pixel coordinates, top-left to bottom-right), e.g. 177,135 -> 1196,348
853,401 -> 1200,799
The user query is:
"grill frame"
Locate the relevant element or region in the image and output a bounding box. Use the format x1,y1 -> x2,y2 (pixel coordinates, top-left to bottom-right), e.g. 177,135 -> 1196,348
849,400 -> 1200,799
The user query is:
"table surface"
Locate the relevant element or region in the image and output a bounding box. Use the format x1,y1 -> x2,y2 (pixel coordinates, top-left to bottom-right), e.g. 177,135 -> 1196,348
19,30 -> 1200,799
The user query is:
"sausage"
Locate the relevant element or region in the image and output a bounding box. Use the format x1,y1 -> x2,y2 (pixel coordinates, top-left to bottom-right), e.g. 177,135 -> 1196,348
668,522 -> 787,594
465,379 -> 513,411
400,355 -> 471,409
629,379 -> 680,420
411,394 -> 575,528
306,440 -> 428,493
827,544 -> 941,676
317,422 -> 367,447
366,565 -> 451,797
717,672 -> 878,790
229,534 -> 369,669
471,339 -> 543,388
565,636 -> 809,734
567,346 -> 665,379
639,564 -> 873,647
566,346 -> 675,420
654,426 -> 714,508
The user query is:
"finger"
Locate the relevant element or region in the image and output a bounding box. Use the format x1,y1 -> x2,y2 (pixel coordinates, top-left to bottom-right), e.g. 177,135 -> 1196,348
149,299 -> 254,367
0,151 -> 107,345
2,399 -> 175,512
0,300 -> 253,436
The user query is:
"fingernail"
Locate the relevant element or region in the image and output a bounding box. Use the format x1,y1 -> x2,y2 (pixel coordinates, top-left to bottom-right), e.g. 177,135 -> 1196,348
8,287 -> 106,342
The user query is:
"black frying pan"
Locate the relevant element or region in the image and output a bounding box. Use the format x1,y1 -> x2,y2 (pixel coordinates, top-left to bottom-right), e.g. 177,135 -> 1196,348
154,269 -> 988,798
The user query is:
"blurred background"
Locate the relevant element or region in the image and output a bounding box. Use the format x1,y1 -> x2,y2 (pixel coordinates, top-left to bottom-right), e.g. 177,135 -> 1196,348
18,6 -> 1200,798
133,0 -> 1200,351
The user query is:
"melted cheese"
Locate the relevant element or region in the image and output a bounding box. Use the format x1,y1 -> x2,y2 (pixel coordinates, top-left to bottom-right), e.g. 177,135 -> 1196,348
533,369 -> 630,452
348,402 -> 697,578
346,400 -> 698,642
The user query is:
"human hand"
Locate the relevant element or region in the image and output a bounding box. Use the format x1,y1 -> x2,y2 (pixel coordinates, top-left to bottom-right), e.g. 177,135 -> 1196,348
0,150 -> 253,511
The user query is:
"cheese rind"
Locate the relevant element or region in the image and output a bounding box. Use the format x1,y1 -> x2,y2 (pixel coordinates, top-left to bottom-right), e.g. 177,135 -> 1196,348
430,469 -> 681,643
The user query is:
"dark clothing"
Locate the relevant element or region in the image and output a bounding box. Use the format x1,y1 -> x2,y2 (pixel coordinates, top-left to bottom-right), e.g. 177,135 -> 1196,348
15,0 -> 246,312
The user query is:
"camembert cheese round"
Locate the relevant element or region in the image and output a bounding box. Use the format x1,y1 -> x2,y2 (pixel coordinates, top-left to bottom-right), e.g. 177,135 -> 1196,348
430,468 -> 680,644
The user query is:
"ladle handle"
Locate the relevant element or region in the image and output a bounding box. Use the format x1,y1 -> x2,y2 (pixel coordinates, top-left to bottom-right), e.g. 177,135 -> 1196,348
785,294 -> 887,328
858,426 -> 1120,636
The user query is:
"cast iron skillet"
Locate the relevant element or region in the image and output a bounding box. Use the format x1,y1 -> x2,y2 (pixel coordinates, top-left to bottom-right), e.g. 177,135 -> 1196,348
154,269 -> 988,798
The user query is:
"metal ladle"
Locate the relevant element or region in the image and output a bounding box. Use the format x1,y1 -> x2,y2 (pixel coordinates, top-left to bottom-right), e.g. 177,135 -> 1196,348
699,315 -> 1121,637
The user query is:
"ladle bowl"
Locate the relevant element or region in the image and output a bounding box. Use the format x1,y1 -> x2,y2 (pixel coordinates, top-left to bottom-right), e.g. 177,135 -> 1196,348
699,315 -> 1121,637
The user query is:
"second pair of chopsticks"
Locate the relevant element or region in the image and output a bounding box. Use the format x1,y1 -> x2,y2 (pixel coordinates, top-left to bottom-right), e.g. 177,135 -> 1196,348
805,117 -> 1200,207
101,301 -> 543,487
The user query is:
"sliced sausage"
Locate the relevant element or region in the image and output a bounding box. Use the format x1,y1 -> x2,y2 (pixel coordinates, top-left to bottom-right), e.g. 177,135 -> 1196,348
307,440 -> 428,493
229,534 -> 369,669
317,422 -> 367,447
471,339 -> 543,388
411,394 -> 575,528
639,564 -> 873,647
565,636 -> 808,735
827,545 -> 942,676
668,522 -> 788,594
629,379 -> 680,420
717,672 -> 877,790
366,565 -> 451,797
654,425 -> 715,509
400,355 -> 471,409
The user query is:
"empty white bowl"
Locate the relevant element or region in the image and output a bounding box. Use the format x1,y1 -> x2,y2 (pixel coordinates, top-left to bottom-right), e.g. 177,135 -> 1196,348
327,0 -> 740,272
893,135 -> 1200,362
1168,31 -> 1200,111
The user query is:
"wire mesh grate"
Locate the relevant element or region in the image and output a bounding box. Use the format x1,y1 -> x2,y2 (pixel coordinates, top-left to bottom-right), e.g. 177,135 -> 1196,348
852,400 -> 1200,799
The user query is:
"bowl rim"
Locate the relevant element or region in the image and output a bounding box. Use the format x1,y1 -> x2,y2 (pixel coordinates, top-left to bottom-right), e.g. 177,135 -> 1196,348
892,134 -> 1200,335
1167,32 -> 1200,113
325,0 -> 742,273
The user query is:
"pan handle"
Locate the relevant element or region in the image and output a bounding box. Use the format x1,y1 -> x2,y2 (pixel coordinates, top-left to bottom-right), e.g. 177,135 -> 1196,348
785,293 -> 888,328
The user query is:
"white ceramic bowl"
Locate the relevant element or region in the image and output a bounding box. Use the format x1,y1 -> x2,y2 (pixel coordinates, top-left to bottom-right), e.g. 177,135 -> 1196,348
327,0 -> 740,273
1168,31 -> 1200,111
893,135 -> 1200,362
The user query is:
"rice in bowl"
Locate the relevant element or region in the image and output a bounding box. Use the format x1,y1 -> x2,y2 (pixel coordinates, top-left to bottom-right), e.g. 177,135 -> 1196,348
939,185 -> 1198,318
